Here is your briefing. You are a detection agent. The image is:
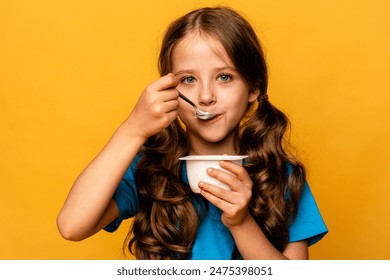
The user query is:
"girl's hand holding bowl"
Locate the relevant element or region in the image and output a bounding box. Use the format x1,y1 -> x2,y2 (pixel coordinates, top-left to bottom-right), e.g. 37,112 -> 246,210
180,155 -> 253,229
179,155 -> 248,193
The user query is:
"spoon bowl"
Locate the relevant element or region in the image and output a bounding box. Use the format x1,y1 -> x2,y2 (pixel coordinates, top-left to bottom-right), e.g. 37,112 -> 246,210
178,91 -> 216,120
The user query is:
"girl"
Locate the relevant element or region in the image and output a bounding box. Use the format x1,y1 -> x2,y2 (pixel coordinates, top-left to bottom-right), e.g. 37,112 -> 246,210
57,6 -> 327,260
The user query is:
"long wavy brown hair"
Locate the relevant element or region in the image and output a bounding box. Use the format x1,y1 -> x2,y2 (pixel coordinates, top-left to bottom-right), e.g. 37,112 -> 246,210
125,6 -> 305,259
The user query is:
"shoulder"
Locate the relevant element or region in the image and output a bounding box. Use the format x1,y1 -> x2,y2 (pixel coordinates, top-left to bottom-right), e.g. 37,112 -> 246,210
289,181 -> 328,246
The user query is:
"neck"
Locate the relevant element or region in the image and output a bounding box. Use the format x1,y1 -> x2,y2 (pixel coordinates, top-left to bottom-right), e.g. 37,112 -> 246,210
187,132 -> 239,156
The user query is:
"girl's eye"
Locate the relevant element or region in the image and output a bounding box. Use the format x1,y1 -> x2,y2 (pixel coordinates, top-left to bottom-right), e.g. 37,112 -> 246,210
181,76 -> 197,84
218,73 -> 233,82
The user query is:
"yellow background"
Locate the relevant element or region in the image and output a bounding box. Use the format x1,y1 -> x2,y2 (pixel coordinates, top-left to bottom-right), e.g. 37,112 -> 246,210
1,0 -> 389,260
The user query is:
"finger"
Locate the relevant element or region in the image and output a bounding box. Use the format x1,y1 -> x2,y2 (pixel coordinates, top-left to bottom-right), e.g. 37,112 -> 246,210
199,185 -> 234,212
146,88 -> 179,113
160,88 -> 180,102
156,99 -> 179,119
163,99 -> 180,112
198,181 -> 239,204
206,162 -> 253,194
205,166 -> 244,192
150,73 -> 180,92
162,110 -> 179,127
219,161 -> 253,189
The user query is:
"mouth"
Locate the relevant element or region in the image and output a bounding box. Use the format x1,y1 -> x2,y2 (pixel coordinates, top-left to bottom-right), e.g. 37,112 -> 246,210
199,113 -> 222,123
194,110 -> 216,120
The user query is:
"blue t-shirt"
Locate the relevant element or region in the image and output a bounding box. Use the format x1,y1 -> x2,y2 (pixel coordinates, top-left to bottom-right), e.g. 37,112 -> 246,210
104,154 -> 328,259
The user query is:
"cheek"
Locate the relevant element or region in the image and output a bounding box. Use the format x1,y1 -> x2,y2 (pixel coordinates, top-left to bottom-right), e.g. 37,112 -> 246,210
228,95 -> 250,113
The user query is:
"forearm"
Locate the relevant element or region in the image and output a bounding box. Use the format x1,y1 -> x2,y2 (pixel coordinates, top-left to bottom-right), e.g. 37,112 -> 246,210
57,118 -> 145,240
229,214 -> 297,260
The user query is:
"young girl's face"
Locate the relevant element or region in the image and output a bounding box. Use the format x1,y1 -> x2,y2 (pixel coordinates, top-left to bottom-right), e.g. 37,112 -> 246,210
172,31 -> 259,154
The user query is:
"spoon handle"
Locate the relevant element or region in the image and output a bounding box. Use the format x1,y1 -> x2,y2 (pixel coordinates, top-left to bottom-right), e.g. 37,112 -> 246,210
178,91 -> 197,108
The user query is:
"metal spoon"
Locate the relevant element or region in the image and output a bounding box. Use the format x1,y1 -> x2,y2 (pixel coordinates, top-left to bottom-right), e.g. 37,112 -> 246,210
177,91 -> 216,120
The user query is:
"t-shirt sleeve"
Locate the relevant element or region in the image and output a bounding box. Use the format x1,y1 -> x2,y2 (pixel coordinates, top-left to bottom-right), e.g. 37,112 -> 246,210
288,181 -> 328,246
103,155 -> 141,233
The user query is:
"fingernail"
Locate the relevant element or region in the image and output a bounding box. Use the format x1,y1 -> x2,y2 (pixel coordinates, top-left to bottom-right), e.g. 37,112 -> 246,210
207,168 -> 213,174
198,181 -> 204,187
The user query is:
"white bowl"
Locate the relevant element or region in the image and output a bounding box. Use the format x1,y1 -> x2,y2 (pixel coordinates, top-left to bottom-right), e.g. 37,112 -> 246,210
179,155 -> 248,193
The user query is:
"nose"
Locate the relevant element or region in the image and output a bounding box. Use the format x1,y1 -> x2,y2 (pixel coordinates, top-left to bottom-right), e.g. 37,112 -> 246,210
198,86 -> 216,107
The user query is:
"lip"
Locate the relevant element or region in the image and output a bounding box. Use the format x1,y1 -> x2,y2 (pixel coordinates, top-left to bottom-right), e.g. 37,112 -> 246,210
199,113 -> 222,123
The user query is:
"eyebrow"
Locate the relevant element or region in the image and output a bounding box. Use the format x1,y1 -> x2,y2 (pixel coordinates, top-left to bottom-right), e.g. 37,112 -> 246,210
174,70 -> 195,76
216,66 -> 237,72
174,66 -> 237,76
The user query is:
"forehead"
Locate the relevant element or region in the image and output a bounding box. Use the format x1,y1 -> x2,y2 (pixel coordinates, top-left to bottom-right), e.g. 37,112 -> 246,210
171,31 -> 233,69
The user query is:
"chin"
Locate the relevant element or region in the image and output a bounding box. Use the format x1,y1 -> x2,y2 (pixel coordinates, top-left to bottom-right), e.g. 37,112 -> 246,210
200,132 -> 231,143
